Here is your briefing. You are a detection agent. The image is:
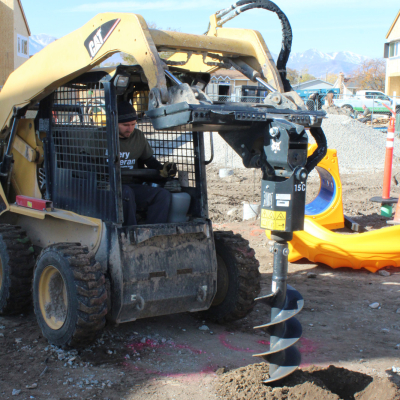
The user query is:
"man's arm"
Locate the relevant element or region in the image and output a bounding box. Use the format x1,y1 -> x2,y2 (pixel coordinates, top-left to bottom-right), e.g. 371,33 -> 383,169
143,156 -> 163,170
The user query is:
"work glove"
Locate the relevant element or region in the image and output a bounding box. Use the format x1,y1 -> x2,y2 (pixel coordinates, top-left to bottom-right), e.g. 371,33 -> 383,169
160,162 -> 177,178
163,179 -> 181,193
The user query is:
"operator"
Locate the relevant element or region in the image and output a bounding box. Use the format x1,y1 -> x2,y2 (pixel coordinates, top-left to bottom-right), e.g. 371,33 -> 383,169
118,101 -> 176,226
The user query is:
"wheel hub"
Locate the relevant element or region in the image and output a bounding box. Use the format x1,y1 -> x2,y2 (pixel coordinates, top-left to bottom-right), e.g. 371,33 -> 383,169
38,265 -> 67,330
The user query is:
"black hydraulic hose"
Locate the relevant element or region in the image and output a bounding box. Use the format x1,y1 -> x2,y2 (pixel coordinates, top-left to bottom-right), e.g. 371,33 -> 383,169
238,0 -> 293,92
305,127 -> 327,174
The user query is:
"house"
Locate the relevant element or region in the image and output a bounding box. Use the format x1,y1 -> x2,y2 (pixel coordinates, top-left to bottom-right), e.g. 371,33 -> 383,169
293,79 -> 334,91
385,10 -> 400,96
0,0 -> 30,88
206,68 -> 261,101
333,73 -> 362,96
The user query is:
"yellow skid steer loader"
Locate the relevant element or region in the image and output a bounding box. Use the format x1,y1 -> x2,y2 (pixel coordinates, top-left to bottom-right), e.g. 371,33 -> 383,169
0,1 -> 327,382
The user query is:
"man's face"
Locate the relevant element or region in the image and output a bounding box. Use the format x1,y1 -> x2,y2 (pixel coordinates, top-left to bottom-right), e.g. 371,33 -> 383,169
118,120 -> 137,138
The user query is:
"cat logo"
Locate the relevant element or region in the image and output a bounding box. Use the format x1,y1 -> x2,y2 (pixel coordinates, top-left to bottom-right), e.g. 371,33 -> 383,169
271,140 -> 281,153
84,19 -> 121,59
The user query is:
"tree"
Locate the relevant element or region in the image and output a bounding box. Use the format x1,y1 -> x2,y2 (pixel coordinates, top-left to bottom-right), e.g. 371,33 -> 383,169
286,67 -> 316,87
325,73 -> 339,84
351,58 -> 386,91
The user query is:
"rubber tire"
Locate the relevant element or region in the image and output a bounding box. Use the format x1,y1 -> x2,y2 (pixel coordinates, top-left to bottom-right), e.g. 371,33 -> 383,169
0,224 -> 35,315
202,231 -> 261,323
33,243 -> 107,347
342,104 -> 354,112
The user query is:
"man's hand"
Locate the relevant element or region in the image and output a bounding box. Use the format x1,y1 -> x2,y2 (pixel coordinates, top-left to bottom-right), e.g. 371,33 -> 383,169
160,162 -> 177,178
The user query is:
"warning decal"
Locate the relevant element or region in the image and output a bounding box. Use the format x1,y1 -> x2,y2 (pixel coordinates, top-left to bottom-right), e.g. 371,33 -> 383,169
260,209 -> 286,231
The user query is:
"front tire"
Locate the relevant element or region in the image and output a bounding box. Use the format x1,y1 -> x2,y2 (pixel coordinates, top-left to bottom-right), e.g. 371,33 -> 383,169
33,243 -> 107,347
202,231 -> 261,322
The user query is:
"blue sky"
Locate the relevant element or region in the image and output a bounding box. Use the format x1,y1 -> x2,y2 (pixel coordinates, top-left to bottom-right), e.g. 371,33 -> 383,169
23,0 -> 399,57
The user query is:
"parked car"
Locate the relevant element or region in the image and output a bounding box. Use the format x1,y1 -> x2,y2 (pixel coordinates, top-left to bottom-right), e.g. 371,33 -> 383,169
334,91 -> 397,114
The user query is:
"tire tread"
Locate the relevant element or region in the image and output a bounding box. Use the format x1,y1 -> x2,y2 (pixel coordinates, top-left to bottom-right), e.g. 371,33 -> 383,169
34,243 -> 107,347
0,224 -> 35,315
203,231 -> 261,323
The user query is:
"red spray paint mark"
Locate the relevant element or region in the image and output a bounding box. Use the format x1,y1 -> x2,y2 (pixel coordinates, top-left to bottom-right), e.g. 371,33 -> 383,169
256,340 -> 270,346
299,337 -> 320,354
218,333 -> 254,353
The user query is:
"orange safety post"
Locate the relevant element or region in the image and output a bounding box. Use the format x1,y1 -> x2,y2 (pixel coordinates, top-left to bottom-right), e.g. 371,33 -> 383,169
370,105 -> 398,216
383,116 -> 395,199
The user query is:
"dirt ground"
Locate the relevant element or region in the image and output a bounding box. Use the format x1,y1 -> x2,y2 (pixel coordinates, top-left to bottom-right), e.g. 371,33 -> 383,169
1,165 -> 400,399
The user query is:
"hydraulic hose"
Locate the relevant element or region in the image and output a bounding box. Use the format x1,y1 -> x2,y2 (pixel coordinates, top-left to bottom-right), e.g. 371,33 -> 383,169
215,0 -> 293,92
238,1 -> 293,92
305,127 -> 328,174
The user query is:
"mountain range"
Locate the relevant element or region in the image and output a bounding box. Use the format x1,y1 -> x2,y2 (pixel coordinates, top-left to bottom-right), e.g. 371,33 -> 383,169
282,49 -> 369,77
30,34 -> 368,79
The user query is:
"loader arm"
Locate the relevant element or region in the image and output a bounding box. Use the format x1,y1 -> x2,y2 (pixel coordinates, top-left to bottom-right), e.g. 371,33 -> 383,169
0,11 -> 286,134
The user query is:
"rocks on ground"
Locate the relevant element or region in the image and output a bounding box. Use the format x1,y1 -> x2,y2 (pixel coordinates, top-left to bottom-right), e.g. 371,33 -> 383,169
216,363 -> 400,400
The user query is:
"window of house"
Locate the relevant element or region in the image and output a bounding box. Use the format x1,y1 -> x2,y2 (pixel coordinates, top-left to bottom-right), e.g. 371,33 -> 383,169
390,41 -> 399,58
17,34 -> 29,58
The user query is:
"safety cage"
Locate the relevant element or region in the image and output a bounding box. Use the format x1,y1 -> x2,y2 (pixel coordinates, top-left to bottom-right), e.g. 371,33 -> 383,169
35,68 -> 208,224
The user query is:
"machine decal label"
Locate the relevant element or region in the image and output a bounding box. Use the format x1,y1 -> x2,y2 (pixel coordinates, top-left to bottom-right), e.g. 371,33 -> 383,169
276,194 -> 291,200
271,140 -> 281,153
294,183 -> 306,192
276,200 -> 289,207
263,192 -> 273,207
84,18 -> 121,59
260,209 -> 286,231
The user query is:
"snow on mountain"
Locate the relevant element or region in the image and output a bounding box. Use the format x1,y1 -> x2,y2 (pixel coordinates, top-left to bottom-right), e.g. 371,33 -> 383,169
29,34 -> 57,56
271,49 -> 369,77
29,36 -> 368,78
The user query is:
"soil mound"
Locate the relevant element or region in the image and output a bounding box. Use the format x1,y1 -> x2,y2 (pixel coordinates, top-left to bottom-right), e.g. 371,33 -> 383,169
216,363 -> 400,400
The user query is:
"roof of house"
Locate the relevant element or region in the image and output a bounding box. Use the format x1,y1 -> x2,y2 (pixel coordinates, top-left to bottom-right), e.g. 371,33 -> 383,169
17,0 -> 31,36
295,79 -> 333,90
210,68 -> 248,80
299,79 -> 333,86
386,10 -> 400,39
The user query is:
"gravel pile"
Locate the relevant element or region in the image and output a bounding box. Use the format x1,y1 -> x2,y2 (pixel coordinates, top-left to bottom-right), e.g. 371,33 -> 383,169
204,114 -> 400,173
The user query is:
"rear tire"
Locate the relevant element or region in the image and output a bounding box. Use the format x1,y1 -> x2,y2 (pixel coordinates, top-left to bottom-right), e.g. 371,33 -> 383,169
33,243 -> 107,347
202,231 -> 261,323
0,225 -> 35,315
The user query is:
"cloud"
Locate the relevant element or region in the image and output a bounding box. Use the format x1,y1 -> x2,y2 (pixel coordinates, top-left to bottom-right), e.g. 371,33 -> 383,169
64,0 -> 216,12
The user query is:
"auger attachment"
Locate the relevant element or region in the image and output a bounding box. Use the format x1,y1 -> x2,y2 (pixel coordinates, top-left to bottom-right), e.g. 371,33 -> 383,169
253,118 -> 326,383
253,235 -> 304,382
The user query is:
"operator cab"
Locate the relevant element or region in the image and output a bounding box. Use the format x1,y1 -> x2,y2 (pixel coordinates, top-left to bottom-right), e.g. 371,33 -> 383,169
25,65 -> 212,226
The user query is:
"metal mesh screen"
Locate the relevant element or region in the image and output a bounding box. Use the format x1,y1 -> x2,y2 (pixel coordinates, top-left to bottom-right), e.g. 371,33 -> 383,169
133,91 -> 197,187
49,82 -> 119,222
